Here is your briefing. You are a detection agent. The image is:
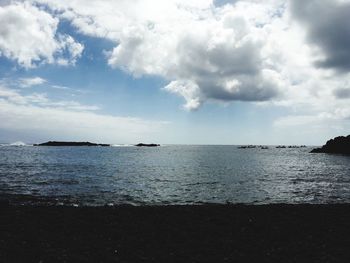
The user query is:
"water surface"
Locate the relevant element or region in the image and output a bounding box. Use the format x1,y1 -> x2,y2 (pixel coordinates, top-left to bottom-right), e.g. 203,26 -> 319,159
0,145 -> 349,205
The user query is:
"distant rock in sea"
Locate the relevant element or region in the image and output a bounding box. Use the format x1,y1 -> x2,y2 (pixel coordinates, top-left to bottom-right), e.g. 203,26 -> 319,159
135,143 -> 160,147
276,145 -> 307,149
34,141 -> 110,147
238,145 -> 257,149
238,145 -> 269,149
310,135 -> 350,154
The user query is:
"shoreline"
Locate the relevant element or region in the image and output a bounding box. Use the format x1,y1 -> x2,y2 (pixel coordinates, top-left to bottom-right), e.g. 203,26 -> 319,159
1,204 -> 350,262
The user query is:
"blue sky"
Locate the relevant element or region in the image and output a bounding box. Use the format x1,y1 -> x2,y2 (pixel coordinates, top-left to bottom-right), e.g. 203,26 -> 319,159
0,0 -> 349,145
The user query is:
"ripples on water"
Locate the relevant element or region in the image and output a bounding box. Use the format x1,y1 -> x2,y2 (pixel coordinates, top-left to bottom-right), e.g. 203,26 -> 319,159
0,145 -> 349,205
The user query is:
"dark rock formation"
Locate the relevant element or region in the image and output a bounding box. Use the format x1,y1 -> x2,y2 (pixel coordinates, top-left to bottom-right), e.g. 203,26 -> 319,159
135,143 -> 160,147
34,141 -> 110,147
238,145 -> 257,149
310,135 -> 350,154
276,145 -> 307,149
239,145 -> 269,150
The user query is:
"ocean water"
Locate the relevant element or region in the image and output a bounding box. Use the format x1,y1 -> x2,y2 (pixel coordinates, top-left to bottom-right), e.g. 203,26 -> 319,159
0,145 -> 350,206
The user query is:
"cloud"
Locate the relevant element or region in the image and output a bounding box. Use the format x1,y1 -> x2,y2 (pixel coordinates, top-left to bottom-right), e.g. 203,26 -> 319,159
19,77 -> 46,88
31,0 -> 288,110
0,2 -> 83,68
107,1 -> 286,109
0,85 -> 97,110
2,0 -> 350,132
55,34 -> 84,66
51,85 -> 70,90
0,85 -> 168,143
274,112 -> 350,128
334,88 -> 350,99
164,80 -> 202,111
291,0 -> 350,73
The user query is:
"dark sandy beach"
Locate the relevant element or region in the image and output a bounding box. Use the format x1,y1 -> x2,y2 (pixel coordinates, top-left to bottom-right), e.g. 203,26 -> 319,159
1,204 -> 350,262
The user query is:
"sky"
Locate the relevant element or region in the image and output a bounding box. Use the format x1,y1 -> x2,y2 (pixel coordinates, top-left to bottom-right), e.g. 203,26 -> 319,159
0,0 -> 350,145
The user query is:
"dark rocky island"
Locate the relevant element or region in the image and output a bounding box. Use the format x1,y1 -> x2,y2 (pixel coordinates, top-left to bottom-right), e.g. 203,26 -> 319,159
34,141 -> 110,147
135,143 -> 160,147
310,135 -> 350,154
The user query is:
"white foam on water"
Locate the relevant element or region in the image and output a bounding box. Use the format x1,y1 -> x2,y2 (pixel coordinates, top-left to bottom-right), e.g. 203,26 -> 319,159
10,141 -> 27,146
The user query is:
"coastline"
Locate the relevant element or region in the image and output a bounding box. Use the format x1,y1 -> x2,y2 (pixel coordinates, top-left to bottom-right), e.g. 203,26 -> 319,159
1,204 -> 350,262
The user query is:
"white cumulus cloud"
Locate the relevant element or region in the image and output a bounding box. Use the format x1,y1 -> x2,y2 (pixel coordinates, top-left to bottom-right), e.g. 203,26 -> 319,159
31,0 -> 289,110
0,2 -> 83,68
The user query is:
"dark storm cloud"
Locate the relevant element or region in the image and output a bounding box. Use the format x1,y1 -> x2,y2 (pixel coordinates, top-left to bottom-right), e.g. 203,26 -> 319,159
198,75 -> 280,103
333,88 -> 350,99
171,30 -> 281,108
291,0 -> 350,72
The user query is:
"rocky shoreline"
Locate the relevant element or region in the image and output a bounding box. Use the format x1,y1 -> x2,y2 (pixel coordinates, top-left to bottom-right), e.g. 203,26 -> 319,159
311,135 -> 350,154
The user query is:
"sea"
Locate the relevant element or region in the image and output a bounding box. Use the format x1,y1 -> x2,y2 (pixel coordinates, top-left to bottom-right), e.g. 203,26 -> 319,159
0,144 -> 350,206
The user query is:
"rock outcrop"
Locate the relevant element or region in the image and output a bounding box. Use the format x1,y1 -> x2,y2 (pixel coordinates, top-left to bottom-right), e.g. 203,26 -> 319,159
135,143 -> 160,147
34,141 -> 110,147
310,135 -> 350,154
